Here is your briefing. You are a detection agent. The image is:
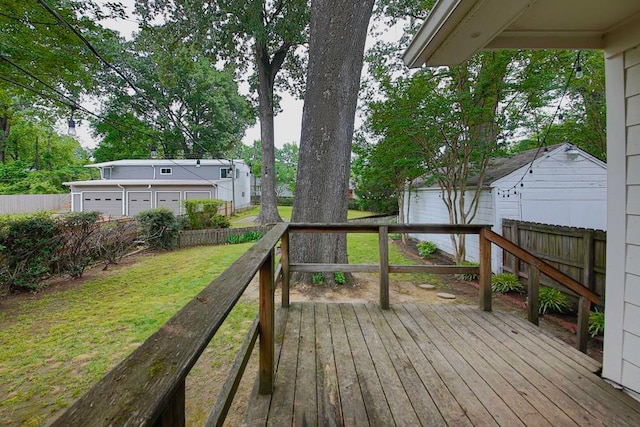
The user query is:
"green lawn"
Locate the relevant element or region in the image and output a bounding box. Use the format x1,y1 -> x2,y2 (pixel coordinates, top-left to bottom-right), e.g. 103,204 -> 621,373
0,211 -> 417,426
0,244 -> 255,426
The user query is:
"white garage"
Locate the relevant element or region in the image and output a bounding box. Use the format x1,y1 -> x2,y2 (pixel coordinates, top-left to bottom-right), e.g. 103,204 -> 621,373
82,191 -> 123,216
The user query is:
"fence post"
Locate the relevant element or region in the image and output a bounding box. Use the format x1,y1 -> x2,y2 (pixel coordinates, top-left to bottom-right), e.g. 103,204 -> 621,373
259,249 -> 275,395
281,230 -> 290,308
577,296 -> 591,353
155,380 -> 185,426
583,229 -> 595,292
379,226 -> 390,310
479,228 -> 492,311
528,264 -> 540,326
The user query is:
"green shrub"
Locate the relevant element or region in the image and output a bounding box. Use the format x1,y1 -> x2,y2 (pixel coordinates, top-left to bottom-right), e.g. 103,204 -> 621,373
455,260 -> 479,281
417,241 -> 437,258
312,272 -> 324,284
226,230 -> 265,245
0,212 -> 61,291
334,272 -> 346,285
589,308 -> 605,337
136,208 -> 179,250
491,272 -> 523,293
183,198 -> 230,230
538,286 -> 571,314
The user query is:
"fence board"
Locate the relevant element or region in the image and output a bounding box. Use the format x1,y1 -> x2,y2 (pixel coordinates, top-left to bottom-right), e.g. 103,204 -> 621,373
0,194 -> 70,214
501,219 -> 606,303
177,225 -> 272,248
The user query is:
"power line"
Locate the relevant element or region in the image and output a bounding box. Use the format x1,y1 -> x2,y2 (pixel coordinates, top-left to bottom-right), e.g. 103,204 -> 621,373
36,0 -> 203,151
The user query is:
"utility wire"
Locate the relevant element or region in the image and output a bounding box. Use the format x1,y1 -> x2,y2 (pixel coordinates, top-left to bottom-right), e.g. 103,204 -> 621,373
36,0 -> 203,150
0,74 -> 221,184
0,11 -> 58,26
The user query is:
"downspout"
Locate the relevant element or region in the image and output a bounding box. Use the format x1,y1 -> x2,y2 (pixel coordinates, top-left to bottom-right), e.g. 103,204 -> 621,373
117,184 -> 126,216
152,165 -> 156,179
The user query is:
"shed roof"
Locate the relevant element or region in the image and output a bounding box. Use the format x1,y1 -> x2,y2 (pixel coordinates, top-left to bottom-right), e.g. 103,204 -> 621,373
86,159 -> 244,168
63,180 -> 218,187
413,143 -> 606,188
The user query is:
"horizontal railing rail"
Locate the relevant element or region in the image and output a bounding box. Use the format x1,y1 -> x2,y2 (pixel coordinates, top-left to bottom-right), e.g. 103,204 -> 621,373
54,222 -> 599,426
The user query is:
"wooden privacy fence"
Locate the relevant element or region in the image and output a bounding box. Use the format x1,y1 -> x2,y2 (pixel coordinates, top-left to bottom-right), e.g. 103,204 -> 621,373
53,223 -> 601,426
177,225 -> 271,248
502,219 -> 606,300
0,194 -> 70,214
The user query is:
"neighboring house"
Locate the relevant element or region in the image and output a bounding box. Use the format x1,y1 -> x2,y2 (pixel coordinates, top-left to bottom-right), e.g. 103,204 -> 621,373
403,0 -> 640,399
404,143 -> 607,272
64,159 -> 251,217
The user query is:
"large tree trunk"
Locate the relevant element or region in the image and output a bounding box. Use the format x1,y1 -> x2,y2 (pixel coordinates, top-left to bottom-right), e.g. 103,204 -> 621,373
0,114 -> 10,164
291,0 -> 374,282
255,42 -> 285,224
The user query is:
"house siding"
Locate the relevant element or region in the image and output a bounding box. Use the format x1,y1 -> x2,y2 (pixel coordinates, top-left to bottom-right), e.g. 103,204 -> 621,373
623,47 -> 640,395
604,45 -> 640,395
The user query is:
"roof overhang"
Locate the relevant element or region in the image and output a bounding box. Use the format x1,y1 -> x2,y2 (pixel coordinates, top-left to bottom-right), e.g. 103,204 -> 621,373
403,0 -> 640,67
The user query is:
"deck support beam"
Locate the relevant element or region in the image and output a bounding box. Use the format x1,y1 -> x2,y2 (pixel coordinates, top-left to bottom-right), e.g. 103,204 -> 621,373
479,228 -> 492,312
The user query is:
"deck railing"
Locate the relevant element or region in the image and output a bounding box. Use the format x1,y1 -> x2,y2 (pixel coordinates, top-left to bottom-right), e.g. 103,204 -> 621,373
52,223 -> 601,426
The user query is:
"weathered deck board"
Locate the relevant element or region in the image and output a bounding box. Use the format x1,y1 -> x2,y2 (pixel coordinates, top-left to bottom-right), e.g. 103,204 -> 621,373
246,303 -> 640,426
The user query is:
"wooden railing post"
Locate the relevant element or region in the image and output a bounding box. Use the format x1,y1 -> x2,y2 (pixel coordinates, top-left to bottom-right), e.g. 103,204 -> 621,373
583,229 -> 595,292
259,249 -> 275,395
577,296 -> 591,353
379,225 -> 390,310
479,228 -> 492,311
528,265 -> 540,326
155,380 -> 185,427
511,222 -> 520,279
281,230 -> 290,308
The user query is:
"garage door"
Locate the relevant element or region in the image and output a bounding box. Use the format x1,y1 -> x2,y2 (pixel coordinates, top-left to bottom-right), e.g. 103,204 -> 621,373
127,192 -> 152,216
157,192 -> 181,215
82,192 -> 123,216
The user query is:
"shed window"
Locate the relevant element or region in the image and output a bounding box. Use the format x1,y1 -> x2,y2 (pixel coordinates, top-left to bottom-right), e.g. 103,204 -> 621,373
160,168 -> 172,175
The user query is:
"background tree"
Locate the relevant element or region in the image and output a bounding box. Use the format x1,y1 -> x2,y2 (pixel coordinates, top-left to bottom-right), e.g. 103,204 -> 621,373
291,0 -> 375,284
137,0 -> 309,224
94,34 -> 254,160
275,142 -> 298,196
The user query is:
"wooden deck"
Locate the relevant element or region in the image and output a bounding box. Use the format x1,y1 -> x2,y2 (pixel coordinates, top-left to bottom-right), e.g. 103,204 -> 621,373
245,303 -> 640,426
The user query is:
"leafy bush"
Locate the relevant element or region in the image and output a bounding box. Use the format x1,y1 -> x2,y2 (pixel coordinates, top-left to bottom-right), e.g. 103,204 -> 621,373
455,260 -> 479,281
417,241 -> 437,258
0,213 -> 61,291
589,308 -> 605,337
334,272 -> 346,285
136,208 -> 179,250
491,272 -> 523,293
538,286 -> 571,314
312,272 -> 324,284
183,198 -> 230,230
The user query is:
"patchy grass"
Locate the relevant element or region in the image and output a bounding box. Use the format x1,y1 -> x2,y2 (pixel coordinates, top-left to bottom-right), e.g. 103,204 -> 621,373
231,205 -> 374,226
347,233 -> 443,286
0,244 -> 254,426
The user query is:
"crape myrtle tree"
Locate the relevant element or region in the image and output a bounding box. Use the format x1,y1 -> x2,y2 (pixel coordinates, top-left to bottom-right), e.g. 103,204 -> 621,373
0,0 -> 123,163
137,0 -> 308,224
290,0 -> 375,284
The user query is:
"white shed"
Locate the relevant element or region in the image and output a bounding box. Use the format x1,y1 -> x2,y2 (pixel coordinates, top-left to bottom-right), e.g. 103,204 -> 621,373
404,143 -> 607,272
